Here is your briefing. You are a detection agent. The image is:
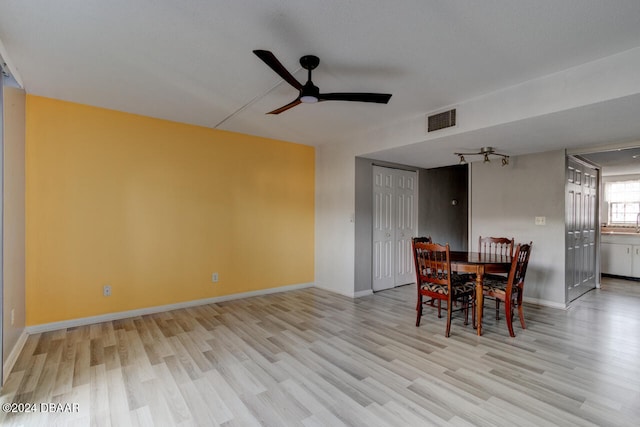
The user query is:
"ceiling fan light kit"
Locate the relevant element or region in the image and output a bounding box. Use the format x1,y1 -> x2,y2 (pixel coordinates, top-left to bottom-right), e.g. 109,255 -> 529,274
455,147 -> 509,166
253,50 -> 392,114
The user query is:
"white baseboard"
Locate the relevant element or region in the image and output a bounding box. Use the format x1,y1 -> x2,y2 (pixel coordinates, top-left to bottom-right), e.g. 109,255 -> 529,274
312,283 -> 354,298
3,330 -> 28,384
523,296 -> 567,310
26,282 -> 314,334
353,289 -> 374,298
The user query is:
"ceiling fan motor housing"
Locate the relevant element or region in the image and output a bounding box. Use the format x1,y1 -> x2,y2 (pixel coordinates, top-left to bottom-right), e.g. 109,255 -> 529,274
300,55 -> 320,70
300,81 -> 320,102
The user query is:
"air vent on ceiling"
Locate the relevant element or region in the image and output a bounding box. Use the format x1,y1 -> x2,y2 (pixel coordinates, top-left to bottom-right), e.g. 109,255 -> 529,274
427,109 -> 456,132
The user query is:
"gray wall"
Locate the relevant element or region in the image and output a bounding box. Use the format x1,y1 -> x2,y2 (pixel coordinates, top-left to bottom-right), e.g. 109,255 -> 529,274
354,157 -> 375,294
470,150 -> 567,307
354,157 -> 468,293
2,86 -> 26,380
418,165 -> 468,251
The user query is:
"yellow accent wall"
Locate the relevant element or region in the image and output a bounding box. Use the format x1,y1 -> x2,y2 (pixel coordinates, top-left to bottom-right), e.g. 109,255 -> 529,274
25,96 -> 314,325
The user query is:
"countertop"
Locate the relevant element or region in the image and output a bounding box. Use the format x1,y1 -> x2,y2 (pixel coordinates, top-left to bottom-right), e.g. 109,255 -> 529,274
601,227 -> 640,235
601,231 -> 640,235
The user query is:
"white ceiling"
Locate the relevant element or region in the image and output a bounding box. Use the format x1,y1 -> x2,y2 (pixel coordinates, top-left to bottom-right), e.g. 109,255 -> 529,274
580,147 -> 640,176
2,1 -> 640,168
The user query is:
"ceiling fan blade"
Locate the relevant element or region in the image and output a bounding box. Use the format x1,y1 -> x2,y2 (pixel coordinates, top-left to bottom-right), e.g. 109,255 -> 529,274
267,98 -> 302,115
318,92 -> 392,104
253,50 -> 303,90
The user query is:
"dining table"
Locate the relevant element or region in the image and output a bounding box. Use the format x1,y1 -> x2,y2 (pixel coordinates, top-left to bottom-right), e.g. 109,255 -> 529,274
449,251 -> 512,335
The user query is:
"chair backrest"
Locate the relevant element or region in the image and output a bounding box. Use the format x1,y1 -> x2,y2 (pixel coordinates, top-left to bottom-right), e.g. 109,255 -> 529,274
506,242 -> 532,292
412,236 -> 432,244
478,236 -> 514,257
412,240 -> 451,287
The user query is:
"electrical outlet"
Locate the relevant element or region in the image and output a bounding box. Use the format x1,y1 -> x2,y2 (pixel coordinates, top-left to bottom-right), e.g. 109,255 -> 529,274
212,272 -> 219,283
535,216 -> 546,225
103,285 -> 112,296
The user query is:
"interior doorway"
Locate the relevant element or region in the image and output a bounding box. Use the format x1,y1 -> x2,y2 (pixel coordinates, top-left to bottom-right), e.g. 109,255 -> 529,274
354,159 -> 468,296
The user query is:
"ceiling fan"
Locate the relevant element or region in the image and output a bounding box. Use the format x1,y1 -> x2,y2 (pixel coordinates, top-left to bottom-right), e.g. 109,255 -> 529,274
253,50 -> 392,114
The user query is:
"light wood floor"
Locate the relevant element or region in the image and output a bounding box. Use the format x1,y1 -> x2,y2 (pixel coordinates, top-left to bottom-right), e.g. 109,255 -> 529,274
1,277 -> 639,426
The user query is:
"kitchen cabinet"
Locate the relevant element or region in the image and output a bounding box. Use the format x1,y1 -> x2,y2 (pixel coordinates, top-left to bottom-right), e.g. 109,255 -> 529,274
601,242 -> 632,276
632,246 -> 640,277
600,232 -> 640,277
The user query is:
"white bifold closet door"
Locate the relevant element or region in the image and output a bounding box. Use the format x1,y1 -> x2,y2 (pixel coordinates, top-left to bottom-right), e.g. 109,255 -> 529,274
372,166 -> 418,292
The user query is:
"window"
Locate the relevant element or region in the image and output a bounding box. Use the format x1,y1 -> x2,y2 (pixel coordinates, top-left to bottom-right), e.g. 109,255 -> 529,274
605,180 -> 640,225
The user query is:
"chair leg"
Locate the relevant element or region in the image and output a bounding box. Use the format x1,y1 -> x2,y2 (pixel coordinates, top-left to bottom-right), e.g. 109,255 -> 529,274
517,290 -> 526,329
518,304 -> 526,329
472,298 -> 477,329
416,294 -> 423,326
495,299 -> 500,320
463,297 -> 469,326
437,299 -> 442,318
504,298 -> 515,337
445,299 -> 452,337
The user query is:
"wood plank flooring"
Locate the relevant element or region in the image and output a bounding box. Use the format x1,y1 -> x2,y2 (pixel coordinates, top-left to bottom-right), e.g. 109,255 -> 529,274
1,277 -> 639,426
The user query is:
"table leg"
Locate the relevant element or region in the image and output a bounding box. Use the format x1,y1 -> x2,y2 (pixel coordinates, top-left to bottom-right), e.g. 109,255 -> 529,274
476,266 -> 484,336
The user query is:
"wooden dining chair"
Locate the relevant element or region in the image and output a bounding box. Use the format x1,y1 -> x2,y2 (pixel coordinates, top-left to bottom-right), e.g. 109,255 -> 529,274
412,240 -> 475,337
482,242 -> 532,337
412,236 -> 432,244
412,237 -> 432,310
478,236 -> 514,258
478,236 -> 514,319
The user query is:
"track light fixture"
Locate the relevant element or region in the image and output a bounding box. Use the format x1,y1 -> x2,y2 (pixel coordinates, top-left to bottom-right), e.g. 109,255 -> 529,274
455,147 -> 509,166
